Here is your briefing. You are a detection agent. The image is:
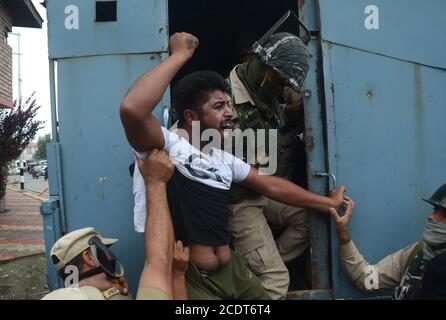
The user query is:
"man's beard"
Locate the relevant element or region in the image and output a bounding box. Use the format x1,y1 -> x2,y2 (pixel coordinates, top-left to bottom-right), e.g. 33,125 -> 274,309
200,119 -> 234,135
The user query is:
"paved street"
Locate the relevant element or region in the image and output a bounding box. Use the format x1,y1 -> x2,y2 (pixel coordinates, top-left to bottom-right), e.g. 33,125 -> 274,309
7,173 -> 49,196
0,186 -> 48,299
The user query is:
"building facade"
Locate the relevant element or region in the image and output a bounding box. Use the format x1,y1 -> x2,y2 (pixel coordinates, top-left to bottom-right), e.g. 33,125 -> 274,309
19,142 -> 37,161
0,0 -> 42,108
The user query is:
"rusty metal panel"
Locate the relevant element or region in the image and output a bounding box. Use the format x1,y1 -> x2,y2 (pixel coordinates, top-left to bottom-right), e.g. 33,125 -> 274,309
322,38 -> 446,299
319,0 -> 446,69
53,53 -> 169,293
44,0 -> 169,294
302,39 -> 332,291
298,0 -> 446,299
298,0 -> 319,31
46,0 -> 168,58
287,289 -> 332,300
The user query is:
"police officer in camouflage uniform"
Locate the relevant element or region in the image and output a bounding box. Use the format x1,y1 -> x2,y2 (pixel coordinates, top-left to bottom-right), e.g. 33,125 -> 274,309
332,184 -> 446,300
226,31 -> 345,299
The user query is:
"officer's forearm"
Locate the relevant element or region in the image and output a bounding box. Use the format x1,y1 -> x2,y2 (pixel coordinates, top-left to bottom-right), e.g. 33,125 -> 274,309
145,182 -> 175,262
336,226 -> 352,245
139,181 -> 175,297
172,275 -> 188,300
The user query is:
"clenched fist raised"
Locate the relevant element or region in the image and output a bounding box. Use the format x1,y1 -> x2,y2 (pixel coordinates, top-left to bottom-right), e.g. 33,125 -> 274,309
169,32 -> 199,60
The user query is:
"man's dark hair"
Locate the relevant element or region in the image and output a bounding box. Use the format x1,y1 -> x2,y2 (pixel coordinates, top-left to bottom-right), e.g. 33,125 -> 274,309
173,71 -> 228,125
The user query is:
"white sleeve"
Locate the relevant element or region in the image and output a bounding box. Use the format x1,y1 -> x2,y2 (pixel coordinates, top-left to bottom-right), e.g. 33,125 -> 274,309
229,154 -> 251,183
132,127 -> 176,233
133,127 -> 175,160
161,126 -> 178,151
132,161 -> 147,233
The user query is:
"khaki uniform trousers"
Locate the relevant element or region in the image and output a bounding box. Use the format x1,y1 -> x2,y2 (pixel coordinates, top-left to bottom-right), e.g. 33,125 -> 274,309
229,196 -> 310,300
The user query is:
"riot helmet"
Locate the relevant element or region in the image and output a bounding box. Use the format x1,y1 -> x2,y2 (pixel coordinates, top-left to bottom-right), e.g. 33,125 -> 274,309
423,184 -> 446,211
252,11 -> 311,91
253,32 -> 310,91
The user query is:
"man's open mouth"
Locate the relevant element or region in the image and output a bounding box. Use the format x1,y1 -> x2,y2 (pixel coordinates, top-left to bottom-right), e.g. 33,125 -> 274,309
221,122 -> 234,130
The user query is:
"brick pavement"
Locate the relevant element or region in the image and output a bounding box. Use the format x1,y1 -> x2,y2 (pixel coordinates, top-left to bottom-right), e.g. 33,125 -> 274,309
0,189 -> 45,262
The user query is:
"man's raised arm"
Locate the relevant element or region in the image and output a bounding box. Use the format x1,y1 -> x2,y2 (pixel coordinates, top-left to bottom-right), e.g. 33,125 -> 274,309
120,33 -> 199,152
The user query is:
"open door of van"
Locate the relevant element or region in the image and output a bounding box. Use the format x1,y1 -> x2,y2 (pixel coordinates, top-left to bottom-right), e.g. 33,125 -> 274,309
301,0 -> 446,299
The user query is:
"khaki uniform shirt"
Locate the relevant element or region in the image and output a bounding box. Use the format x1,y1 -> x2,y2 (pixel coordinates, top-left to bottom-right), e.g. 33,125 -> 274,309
229,66 -> 255,106
43,285 -> 166,300
42,286 -> 107,300
339,240 -> 418,291
228,67 -> 270,173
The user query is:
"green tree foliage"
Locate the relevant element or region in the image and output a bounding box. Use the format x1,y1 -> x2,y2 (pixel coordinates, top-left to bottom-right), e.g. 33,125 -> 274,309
34,133 -> 52,160
0,93 -> 44,200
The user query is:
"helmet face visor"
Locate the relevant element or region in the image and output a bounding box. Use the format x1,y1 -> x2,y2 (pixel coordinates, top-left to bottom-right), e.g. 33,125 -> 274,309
254,35 -> 310,91
268,59 -> 309,91
88,236 -> 124,278
251,11 -> 311,90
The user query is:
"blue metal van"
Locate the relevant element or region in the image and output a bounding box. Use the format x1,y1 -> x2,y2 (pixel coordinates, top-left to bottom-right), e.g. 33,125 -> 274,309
41,0 -> 446,299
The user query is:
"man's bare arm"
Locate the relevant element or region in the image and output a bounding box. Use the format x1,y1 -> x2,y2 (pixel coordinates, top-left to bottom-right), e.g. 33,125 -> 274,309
241,168 -> 344,213
120,33 -> 199,152
137,149 -> 175,298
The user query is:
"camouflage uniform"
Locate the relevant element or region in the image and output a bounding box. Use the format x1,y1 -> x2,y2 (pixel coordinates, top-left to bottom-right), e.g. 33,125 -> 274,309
227,65 -> 310,300
340,240 -> 441,299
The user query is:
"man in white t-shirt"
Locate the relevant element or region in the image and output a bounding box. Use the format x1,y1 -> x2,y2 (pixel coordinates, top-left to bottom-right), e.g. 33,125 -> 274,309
120,32 -> 345,300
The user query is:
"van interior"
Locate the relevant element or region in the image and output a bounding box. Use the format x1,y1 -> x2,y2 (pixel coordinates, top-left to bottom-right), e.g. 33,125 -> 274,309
169,0 -> 313,293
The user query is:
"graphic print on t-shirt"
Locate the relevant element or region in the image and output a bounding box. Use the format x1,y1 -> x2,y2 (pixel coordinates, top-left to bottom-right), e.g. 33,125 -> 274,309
184,153 -> 224,184
132,127 -> 251,232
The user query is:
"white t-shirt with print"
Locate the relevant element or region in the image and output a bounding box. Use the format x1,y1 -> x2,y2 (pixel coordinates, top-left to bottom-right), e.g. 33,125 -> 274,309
133,127 -> 251,232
